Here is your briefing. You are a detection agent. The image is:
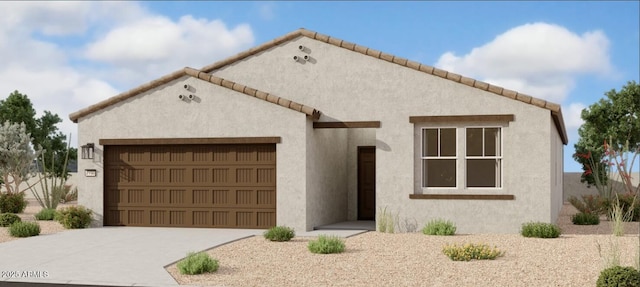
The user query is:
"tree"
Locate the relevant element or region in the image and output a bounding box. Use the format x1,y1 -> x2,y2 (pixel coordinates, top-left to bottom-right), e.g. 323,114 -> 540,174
0,91 -> 77,179
574,81 -> 640,186
0,121 -> 40,194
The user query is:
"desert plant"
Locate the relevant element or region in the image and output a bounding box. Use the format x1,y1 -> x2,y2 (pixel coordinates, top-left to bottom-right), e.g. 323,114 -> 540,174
29,136 -> 71,210
177,252 -> 219,275
422,218 -> 456,236
308,235 -> 345,254
520,222 -> 561,238
568,194 -> 610,215
9,221 -> 40,237
60,186 -> 78,203
596,266 -> 640,287
0,191 -> 27,213
571,212 -> 601,225
0,121 -> 41,195
598,238 -> 623,269
0,213 -> 21,226
263,226 -> 295,242
442,243 -> 505,261
55,205 -> 93,229
35,208 -> 57,221
377,206 -> 395,233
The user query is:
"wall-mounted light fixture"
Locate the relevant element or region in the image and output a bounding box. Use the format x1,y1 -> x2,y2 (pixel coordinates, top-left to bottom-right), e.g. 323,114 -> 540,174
81,143 -> 95,159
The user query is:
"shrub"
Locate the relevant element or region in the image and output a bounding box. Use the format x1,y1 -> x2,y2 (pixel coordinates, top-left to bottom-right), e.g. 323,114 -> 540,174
596,266 -> 640,287
55,206 -> 93,229
377,206 -> 396,233
9,221 -> 40,237
263,226 -> 295,242
520,222 -> 561,238
615,193 -> 640,222
308,235 -> 345,254
0,192 -> 27,213
177,252 -> 219,275
0,213 -> 21,227
35,208 -> 57,221
571,212 -> 600,225
568,194 -> 610,215
442,243 -> 505,261
422,218 -> 456,236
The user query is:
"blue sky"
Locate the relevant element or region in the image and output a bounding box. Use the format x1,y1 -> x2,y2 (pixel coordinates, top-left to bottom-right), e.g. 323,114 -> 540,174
0,1 -> 638,172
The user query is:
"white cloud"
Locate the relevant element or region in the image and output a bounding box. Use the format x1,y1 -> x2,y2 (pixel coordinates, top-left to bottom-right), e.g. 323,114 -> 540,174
0,2 -> 254,147
84,15 -> 254,87
435,22 -> 613,103
565,102 -> 586,130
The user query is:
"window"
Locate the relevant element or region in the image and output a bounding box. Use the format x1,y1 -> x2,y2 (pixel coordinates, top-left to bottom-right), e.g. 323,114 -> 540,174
421,128 -> 456,187
466,127 -> 502,188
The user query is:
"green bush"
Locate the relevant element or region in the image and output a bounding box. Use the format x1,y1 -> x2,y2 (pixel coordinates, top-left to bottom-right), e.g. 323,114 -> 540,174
0,192 -> 27,213
422,218 -> 456,236
521,222 -> 561,238
308,235 -> 345,254
177,252 -> 219,275
9,221 -> 40,237
35,208 -> 57,221
0,213 -> 22,227
615,193 -> 640,222
596,266 -> 640,287
55,206 -> 93,229
263,226 -> 295,242
571,212 -> 600,225
442,243 -> 505,261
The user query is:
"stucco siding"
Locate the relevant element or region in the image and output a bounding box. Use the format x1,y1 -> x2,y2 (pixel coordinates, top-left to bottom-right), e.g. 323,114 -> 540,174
305,125 -> 348,229
76,76 -> 309,229
550,119 -> 564,224
210,37 -> 559,233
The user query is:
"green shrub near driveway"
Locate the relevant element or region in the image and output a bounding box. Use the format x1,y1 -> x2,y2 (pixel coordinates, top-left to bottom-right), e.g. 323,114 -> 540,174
596,266 -> 640,287
263,226 -> 295,242
422,219 -> 456,235
55,206 -> 93,229
177,252 -> 219,275
571,212 -> 600,225
0,192 -> 27,213
35,208 -> 57,221
308,235 -> 345,254
520,222 -> 561,238
0,213 -> 21,227
9,221 -> 40,237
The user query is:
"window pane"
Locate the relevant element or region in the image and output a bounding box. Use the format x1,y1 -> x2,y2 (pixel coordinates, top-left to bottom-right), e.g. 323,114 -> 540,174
466,128 -> 483,156
423,129 -> 438,157
425,159 -> 456,187
467,159 -> 501,187
440,128 -> 456,156
484,128 -> 501,156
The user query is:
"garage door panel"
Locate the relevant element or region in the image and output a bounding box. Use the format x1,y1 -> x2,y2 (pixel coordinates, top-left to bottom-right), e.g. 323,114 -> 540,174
104,207 -> 275,228
105,143 -> 276,228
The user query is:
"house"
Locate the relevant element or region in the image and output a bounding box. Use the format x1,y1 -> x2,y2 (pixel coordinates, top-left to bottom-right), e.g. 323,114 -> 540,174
69,28 -> 567,234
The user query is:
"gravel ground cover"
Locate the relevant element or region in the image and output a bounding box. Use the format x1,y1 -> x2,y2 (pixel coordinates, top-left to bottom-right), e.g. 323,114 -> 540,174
0,199 -> 74,243
167,203 -> 640,287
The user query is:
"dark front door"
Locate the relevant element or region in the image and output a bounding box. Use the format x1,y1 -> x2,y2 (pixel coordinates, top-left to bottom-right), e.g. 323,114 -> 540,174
357,146 -> 376,220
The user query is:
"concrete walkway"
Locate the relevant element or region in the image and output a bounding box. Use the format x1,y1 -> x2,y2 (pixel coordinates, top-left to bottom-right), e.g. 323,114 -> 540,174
0,227 -> 367,286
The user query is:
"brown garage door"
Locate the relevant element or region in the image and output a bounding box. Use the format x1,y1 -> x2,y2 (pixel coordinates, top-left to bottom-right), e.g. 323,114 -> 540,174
104,144 -> 276,228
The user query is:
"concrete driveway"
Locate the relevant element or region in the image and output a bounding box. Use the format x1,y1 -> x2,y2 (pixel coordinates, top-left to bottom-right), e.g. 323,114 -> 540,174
0,227 -> 262,286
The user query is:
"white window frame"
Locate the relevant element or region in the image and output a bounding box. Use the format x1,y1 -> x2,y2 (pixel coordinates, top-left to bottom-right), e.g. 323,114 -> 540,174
421,127 -> 458,189
464,126 -> 503,189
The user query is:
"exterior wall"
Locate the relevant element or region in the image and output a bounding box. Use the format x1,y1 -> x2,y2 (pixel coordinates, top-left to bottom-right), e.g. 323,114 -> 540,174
305,125 -> 348,229
76,76 -> 309,230
346,129 -> 376,221
211,36 -> 560,233
550,119 -> 564,223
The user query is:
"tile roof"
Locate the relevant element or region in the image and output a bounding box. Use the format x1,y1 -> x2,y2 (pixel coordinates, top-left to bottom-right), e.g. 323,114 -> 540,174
68,67 -> 321,122
69,28 -> 567,144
